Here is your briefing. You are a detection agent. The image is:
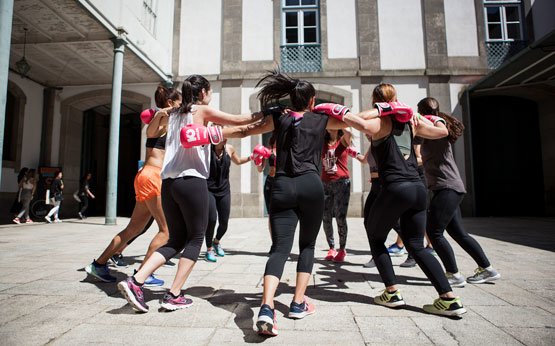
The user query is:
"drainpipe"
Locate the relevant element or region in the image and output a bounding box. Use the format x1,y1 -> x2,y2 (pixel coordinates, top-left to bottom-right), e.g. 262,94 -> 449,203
105,29 -> 127,225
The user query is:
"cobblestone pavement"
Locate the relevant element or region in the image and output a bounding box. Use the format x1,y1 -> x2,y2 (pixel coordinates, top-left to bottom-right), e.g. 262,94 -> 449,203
0,217 -> 553,345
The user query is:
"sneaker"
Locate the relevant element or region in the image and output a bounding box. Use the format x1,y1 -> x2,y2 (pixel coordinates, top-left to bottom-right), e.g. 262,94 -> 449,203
374,289 -> 406,308
446,272 -> 467,288
256,304 -> 278,336
288,297 -> 315,319
333,249 -> 347,262
325,248 -> 338,261
109,254 -> 128,267
144,274 -> 164,287
117,277 -> 149,313
467,267 -> 501,284
400,256 -> 416,268
25,218 -> 33,224
44,216 -> 52,223
85,261 -> 117,283
78,212 -> 84,220
213,242 -> 225,257
160,292 -> 193,311
363,258 -> 376,268
205,249 -> 217,262
423,297 -> 467,317
54,218 -> 62,223
387,244 -> 406,257
163,260 -> 176,267
12,217 -> 21,224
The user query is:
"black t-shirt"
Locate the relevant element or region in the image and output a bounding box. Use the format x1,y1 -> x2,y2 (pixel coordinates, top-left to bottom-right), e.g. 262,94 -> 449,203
79,178 -> 89,196
372,121 -> 421,185
207,145 -> 231,195
50,178 -> 63,200
273,111 -> 329,177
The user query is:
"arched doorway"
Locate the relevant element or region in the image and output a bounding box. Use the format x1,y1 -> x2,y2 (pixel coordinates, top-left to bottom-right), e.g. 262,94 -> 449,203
59,90 -> 150,217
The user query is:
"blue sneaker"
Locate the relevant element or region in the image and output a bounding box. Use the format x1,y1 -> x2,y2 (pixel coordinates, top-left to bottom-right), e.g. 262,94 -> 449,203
213,242 -> 225,257
256,304 -> 278,336
144,274 -> 164,287
205,249 -> 217,262
387,244 -> 407,257
85,261 -> 117,283
288,297 -> 315,319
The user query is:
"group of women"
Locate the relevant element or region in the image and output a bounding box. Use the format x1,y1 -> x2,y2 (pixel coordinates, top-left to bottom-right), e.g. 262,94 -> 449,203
84,70 -> 499,337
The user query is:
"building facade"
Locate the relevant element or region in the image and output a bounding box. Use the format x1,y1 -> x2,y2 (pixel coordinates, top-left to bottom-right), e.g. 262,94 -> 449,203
2,0 -> 554,221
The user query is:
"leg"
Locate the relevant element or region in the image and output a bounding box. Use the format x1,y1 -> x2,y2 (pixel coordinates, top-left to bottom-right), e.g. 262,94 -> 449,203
447,207 -> 491,269
205,192 -> 217,249
80,196 -> 89,214
322,182 -> 335,249
22,196 -> 32,220
333,180 -> 350,250
214,191 -> 231,242
139,196 -> 171,268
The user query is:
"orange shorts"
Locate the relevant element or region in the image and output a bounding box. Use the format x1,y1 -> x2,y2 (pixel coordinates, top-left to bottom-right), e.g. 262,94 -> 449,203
134,165 -> 162,202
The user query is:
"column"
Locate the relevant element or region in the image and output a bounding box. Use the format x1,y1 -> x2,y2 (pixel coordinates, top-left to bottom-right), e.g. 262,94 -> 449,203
0,0 -> 14,186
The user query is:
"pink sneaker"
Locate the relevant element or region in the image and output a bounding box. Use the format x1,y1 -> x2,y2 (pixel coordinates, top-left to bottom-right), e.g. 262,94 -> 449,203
160,292 -> 193,311
288,296 -> 316,319
12,217 -> 21,224
325,248 -> 337,261
25,219 -> 33,224
117,277 -> 149,313
333,249 -> 347,262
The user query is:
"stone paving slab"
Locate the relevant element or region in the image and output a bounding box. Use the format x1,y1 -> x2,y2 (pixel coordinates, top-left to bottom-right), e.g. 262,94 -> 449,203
0,217 -> 553,345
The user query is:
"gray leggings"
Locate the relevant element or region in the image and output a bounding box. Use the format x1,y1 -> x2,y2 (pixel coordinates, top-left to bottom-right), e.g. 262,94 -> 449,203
322,179 -> 350,249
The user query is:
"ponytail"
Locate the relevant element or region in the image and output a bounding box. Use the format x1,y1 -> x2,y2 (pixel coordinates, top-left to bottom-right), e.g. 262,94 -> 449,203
256,69 -> 315,111
417,97 -> 464,143
179,75 -> 211,114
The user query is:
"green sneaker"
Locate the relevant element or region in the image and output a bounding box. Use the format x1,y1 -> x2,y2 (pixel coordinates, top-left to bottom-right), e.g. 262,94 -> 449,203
423,297 -> 467,317
374,289 -> 406,308
205,249 -> 217,262
213,242 -> 225,257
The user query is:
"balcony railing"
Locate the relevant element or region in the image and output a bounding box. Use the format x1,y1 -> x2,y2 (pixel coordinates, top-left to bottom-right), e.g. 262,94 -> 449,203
486,41 -> 527,69
280,44 -> 322,73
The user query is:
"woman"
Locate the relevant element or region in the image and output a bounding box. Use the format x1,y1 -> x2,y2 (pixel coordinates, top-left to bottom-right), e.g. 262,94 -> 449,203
218,70 -> 350,336
205,139 -> 251,262
10,167 -> 28,217
320,83 -> 467,317
418,97 -> 500,286
117,74 -> 264,313
45,170 -> 64,223
78,173 -> 95,219
13,169 -> 36,224
321,128 -> 357,262
85,85 -> 181,286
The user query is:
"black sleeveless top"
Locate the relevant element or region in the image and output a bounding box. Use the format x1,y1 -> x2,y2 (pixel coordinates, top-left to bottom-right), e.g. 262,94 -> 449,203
145,135 -> 166,149
268,153 -> 276,167
273,111 -> 329,177
372,121 -> 421,185
207,144 -> 231,195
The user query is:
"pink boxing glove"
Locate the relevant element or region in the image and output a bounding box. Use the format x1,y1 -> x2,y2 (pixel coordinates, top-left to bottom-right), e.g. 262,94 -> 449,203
423,115 -> 446,125
250,144 -> 272,166
374,102 -> 414,123
180,124 -> 223,148
313,103 -> 350,121
140,109 -> 156,124
346,146 -> 359,158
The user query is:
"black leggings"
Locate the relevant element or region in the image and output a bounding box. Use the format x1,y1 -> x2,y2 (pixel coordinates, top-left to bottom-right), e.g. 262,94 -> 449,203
323,179 -> 350,249
364,179 -> 400,233
265,173 -> 324,279
365,181 -> 451,294
156,177 -> 209,262
79,196 -> 89,214
427,189 -> 490,273
205,190 -> 231,248
263,175 -> 274,212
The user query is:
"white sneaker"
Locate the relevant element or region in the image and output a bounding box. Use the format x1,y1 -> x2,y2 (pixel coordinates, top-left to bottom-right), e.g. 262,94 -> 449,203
54,218 -> 62,223
446,272 -> 467,287
44,216 -> 52,223
467,267 -> 500,284
363,258 -> 376,268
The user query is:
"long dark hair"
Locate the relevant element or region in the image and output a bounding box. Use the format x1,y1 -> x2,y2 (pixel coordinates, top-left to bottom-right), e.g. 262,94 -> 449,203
17,167 -> 29,184
372,83 -> 397,104
179,75 -> 211,114
154,84 -> 181,109
417,97 -> 464,143
256,69 -> 315,111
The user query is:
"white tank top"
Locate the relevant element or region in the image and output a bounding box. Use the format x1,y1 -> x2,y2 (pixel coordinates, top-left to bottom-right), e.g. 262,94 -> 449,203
161,106 -> 210,180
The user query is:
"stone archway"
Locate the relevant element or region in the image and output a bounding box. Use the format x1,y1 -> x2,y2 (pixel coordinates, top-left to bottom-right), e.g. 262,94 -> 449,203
58,89 -> 150,215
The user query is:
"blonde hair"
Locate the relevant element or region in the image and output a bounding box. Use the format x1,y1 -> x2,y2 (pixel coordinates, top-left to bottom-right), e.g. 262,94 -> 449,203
372,83 -> 397,104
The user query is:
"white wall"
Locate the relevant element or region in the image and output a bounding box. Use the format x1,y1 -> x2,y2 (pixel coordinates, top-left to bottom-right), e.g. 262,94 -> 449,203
444,0 -> 479,57
381,76 -> 428,111
449,83 -> 468,186
326,0 -> 358,59
242,0 -> 273,61
531,0 -> 555,40
378,0 -> 426,70
2,73 -> 45,192
88,0 -> 174,74
179,0 -> 222,75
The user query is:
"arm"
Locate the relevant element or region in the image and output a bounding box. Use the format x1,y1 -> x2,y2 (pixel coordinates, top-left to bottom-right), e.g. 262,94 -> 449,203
223,115 -> 275,139
87,186 -> 95,199
197,105 -> 265,126
325,117 -> 349,130
146,109 -> 170,137
343,110 -> 382,136
413,115 -> 448,139
226,144 -> 251,165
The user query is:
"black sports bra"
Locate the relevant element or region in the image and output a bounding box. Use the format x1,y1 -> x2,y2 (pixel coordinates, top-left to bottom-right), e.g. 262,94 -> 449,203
145,135 -> 166,149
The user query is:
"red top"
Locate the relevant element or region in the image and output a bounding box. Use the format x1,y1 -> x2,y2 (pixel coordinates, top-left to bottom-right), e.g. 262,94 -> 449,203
321,141 -> 350,182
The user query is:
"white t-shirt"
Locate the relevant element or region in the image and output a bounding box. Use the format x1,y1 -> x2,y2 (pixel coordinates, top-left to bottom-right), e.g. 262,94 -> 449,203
161,106 -> 210,180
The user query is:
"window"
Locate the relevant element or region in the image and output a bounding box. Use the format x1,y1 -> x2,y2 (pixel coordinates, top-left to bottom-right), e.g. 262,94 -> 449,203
484,1 -> 523,41
142,0 -> 157,36
280,0 -> 321,73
